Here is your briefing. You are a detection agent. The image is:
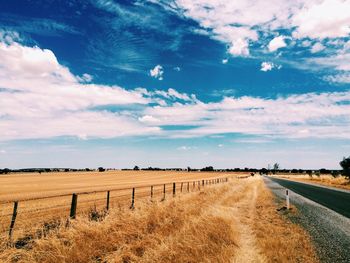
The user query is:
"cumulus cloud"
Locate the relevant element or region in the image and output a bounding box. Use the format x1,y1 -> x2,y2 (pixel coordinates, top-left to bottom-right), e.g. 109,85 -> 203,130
268,36 -> 287,52
222,58 -> 228,64
292,0 -> 350,39
260,62 -> 281,72
260,62 -> 274,72
0,38 -> 159,140
150,64 -> 164,80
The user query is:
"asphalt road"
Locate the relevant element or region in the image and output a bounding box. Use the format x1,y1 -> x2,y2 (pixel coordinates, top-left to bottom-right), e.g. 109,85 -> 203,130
269,177 -> 350,218
265,178 -> 350,263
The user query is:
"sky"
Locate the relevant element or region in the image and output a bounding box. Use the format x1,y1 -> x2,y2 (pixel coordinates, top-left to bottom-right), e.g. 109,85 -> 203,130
0,0 -> 350,169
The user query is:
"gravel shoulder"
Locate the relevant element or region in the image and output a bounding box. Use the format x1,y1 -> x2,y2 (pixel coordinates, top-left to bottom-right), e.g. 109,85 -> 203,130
264,177 -> 350,263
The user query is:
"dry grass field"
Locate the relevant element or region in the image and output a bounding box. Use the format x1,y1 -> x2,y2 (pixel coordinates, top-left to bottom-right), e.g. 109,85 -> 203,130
273,174 -> 350,190
0,170 -> 232,201
0,177 -> 318,263
0,171 -> 232,239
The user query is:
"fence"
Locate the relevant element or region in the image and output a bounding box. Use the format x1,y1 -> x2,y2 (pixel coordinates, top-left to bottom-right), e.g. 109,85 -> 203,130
0,177 -> 229,241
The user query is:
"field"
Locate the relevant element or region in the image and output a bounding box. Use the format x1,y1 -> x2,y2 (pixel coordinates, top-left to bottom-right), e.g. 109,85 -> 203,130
0,175 -> 318,263
0,171 -> 232,240
272,173 -> 350,190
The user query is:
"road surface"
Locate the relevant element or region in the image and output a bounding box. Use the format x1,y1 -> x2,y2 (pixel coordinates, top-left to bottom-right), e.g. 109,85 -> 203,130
269,177 -> 350,218
265,177 -> 350,263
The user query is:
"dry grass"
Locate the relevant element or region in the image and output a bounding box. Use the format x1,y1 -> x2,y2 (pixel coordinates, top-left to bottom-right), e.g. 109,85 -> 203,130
274,174 -> 350,190
0,177 -> 319,263
253,180 -> 319,263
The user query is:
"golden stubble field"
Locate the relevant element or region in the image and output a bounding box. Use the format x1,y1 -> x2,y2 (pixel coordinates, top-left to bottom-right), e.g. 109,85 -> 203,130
0,171 -> 234,239
0,170 -> 234,201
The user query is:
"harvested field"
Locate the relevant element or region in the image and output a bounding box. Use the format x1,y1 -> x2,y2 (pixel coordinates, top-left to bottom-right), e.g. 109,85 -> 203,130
0,171 -> 232,240
0,177 -> 318,263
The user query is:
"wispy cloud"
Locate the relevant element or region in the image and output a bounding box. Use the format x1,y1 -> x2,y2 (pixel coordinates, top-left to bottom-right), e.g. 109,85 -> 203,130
0,13 -> 81,36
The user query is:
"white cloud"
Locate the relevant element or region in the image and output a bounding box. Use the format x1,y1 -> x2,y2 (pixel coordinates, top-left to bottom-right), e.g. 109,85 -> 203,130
228,38 -> 250,56
150,64 -> 164,80
143,91 -> 350,139
260,62 -> 274,72
222,58 -> 228,64
174,66 -> 181,71
260,62 -> 281,72
268,36 -> 287,52
292,0 -> 350,39
0,39 -> 159,140
310,42 -> 325,53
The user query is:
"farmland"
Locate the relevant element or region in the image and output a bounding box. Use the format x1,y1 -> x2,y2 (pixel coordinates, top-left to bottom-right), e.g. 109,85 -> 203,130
0,175 -> 319,263
0,171 -> 232,240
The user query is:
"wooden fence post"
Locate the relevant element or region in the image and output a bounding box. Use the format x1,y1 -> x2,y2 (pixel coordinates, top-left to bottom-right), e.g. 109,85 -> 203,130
163,184 -> 166,200
187,182 -> 190,192
202,180 -> 204,187
198,181 -> 200,191
181,182 -> 183,193
151,185 -> 154,200
70,193 -> 78,219
130,188 -> 135,209
8,201 -> 18,239
173,182 -> 176,197
106,191 -> 110,211
193,181 -> 195,190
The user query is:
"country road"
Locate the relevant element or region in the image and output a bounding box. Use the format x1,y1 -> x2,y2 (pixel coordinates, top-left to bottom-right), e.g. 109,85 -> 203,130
265,177 -> 350,263
268,176 -> 350,218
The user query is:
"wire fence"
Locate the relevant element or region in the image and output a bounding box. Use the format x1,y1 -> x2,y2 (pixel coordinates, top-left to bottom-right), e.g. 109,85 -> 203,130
1,176 -> 230,242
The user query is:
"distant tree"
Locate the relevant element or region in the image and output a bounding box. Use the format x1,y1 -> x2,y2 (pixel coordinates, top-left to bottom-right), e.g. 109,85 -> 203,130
0,168 -> 11,174
133,166 -> 140,171
260,168 -> 268,175
306,170 -> 313,178
64,168 -> 69,172
187,166 -> 191,172
272,163 -> 280,174
331,170 -> 340,178
319,168 -> 330,174
98,167 -> 105,172
201,166 -> 214,172
340,156 -> 350,179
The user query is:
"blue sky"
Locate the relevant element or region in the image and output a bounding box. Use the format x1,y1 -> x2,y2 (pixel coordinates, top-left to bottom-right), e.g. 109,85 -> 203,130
0,0 -> 349,169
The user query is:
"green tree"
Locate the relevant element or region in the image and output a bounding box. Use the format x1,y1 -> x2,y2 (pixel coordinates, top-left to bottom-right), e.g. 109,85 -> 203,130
340,156 -> 350,179
273,163 -> 280,175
